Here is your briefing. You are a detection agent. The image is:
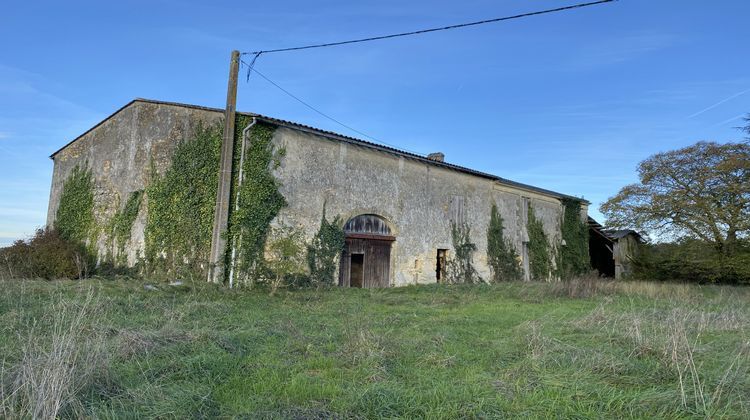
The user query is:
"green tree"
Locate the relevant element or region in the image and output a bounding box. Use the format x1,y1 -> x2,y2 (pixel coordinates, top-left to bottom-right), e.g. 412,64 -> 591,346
601,141 -> 750,254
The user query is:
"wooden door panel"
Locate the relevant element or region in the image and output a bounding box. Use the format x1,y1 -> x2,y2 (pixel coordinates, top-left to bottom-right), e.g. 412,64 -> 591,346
340,238 -> 392,288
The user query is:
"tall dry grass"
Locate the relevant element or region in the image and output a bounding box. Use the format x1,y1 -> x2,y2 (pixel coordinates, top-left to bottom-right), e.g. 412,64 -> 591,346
573,282 -> 750,417
0,289 -> 108,419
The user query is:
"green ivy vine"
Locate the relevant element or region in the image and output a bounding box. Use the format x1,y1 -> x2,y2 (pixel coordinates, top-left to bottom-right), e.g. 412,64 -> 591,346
527,204 -> 551,281
487,203 -> 522,282
55,164 -> 95,244
106,189 -> 143,265
144,122 -> 222,279
307,208 -> 345,286
446,222 -> 481,284
555,198 -> 590,279
227,119 -> 287,284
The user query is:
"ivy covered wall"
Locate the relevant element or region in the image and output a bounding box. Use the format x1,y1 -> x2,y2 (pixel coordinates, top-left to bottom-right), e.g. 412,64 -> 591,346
55,164 -> 95,244
487,203 -> 522,282
144,122 -> 223,279
555,198 -> 590,279
50,116 -> 293,283
48,99 -> 591,287
527,204 -> 552,281
106,190 -> 143,266
227,118 -> 287,285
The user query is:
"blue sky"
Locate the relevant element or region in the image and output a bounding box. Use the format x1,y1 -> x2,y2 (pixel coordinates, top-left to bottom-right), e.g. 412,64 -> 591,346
1,0 -> 749,246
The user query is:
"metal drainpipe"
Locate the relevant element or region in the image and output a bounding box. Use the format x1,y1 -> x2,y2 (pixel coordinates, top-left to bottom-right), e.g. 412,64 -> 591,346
228,117 -> 257,288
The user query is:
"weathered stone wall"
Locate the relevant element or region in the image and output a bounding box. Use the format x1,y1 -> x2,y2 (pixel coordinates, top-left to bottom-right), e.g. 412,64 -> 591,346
614,234 -> 639,279
48,100 -> 588,284
47,101 -> 222,263
271,128 -> 583,286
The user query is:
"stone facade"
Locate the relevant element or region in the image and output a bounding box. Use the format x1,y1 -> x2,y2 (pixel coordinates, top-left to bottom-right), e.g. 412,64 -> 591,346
47,100 -> 222,264
47,99 -> 589,286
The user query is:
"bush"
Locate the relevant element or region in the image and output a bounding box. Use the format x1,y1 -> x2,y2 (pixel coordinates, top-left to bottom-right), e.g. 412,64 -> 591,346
307,212 -> 345,286
633,239 -> 750,285
0,228 -> 94,280
266,226 -> 307,295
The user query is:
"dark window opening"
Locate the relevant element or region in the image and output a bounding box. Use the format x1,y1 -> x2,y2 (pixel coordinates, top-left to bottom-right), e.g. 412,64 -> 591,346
350,254 -> 364,288
436,249 -> 447,282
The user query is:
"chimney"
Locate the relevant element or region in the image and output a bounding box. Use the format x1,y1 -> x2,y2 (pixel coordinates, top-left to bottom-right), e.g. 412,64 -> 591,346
427,152 -> 445,162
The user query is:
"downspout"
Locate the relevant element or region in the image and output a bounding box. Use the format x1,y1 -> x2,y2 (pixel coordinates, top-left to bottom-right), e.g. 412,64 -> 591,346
228,117 -> 257,288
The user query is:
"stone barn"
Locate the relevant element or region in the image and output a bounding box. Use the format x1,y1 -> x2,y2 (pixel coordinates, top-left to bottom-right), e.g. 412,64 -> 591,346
47,99 -> 591,287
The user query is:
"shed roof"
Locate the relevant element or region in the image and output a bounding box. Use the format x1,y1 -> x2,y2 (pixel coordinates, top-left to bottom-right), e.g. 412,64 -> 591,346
606,229 -> 644,242
50,98 -> 589,203
588,217 -> 644,243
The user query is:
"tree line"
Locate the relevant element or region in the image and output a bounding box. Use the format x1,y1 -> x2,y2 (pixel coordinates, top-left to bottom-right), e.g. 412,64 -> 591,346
601,116 -> 750,284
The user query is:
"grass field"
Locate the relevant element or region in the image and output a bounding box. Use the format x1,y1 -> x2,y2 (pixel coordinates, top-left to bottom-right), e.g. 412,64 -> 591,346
0,278 -> 748,419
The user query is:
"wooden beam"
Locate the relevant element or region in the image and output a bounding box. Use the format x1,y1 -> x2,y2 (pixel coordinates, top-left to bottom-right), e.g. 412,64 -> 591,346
208,50 -> 240,283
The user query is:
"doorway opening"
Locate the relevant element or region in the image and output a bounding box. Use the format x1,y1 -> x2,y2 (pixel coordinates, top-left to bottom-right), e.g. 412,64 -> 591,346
339,214 -> 395,288
436,249 -> 447,283
522,242 -> 530,281
350,254 -> 364,288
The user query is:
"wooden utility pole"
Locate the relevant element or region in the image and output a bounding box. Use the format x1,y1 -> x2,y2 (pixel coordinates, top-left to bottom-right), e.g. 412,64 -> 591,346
208,50 -> 240,283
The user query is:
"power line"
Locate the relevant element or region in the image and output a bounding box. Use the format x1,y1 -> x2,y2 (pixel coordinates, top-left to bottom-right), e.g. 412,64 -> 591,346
240,60 -> 424,154
242,0 -> 615,56
236,1 -> 616,154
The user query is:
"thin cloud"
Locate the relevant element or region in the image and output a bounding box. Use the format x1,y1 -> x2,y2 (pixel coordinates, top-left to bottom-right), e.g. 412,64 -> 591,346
710,113 -> 745,127
687,88 -> 750,119
564,33 -> 676,70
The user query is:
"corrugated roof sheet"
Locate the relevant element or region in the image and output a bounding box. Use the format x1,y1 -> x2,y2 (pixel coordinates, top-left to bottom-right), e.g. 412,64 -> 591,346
588,217 -> 644,242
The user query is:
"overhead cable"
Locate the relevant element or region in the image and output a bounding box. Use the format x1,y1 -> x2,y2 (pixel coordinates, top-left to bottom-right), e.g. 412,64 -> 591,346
242,0 -> 615,56
240,60 -> 424,154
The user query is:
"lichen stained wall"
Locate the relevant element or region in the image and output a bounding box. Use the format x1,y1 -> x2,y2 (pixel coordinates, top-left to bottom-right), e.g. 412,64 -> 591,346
47,101 -> 222,263
271,127 -> 577,286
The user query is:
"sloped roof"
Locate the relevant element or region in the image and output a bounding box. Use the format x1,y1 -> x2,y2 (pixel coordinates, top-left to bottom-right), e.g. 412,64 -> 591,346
588,217 -> 643,242
606,229 -> 644,241
50,98 -> 588,203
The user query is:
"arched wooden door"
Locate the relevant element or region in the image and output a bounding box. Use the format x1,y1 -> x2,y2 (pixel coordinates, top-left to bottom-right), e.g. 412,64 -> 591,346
339,214 -> 395,288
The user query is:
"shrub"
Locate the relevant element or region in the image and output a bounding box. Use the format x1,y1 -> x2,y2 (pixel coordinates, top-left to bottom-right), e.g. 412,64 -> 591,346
307,211 -> 345,286
0,229 -> 94,280
266,226 -> 307,295
633,239 -> 750,285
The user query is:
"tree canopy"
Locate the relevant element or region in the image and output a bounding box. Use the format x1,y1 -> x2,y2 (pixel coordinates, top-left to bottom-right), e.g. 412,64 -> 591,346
600,140 -> 750,254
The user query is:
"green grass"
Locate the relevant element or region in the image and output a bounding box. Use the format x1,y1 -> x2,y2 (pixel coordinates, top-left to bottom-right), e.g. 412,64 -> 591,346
1,278 -> 748,419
